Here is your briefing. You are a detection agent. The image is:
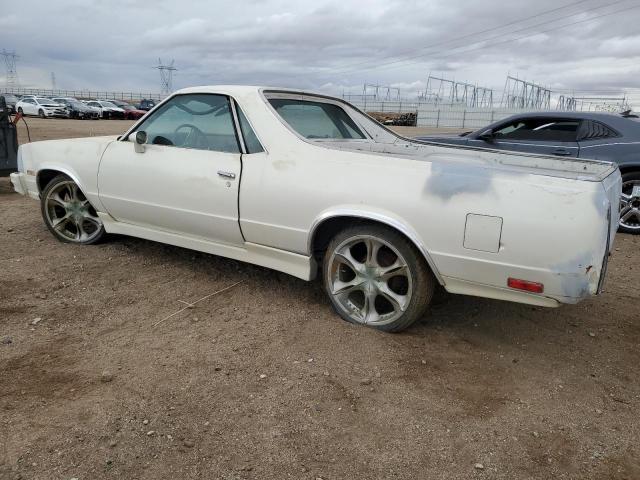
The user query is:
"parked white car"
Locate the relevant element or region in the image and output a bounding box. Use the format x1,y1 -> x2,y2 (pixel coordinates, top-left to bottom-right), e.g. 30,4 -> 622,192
10,86 -> 621,332
16,97 -> 67,118
85,100 -> 125,119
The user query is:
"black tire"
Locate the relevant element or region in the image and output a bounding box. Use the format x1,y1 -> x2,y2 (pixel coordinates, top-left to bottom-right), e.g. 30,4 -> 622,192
619,171 -> 640,234
17,107 -> 23,115
40,174 -> 105,245
322,224 -> 436,332
38,109 -> 45,119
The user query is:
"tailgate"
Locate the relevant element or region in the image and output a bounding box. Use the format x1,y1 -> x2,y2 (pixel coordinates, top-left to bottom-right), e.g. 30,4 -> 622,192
597,168 -> 622,293
602,168 -> 622,248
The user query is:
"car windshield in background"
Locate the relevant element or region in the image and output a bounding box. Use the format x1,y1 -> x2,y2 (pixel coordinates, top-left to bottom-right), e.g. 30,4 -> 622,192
101,101 -> 118,108
268,98 -> 366,140
36,97 -> 57,104
121,104 -> 135,110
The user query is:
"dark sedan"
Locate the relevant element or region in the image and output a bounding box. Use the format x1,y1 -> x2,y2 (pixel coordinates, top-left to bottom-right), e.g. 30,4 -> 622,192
51,97 -> 100,119
415,111 -> 640,233
1,93 -> 18,112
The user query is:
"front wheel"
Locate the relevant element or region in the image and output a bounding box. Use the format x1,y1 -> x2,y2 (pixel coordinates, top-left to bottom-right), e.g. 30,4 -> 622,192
17,107 -> 23,115
41,175 -> 105,244
322,224 -> 435,332
619,171 -> 640,234
38,109 -> 45,119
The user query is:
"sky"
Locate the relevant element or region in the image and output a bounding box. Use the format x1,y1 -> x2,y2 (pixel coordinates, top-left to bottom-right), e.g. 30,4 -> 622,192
1,0 -> 640,107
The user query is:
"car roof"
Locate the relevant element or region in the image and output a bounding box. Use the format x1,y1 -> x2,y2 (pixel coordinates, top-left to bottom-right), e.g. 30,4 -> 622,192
174,85 -> 321,98
503,110 -> 626,121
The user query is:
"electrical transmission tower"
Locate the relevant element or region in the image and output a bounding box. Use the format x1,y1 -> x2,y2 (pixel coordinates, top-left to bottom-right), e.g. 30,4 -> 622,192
362,83 -> 401,101
556,95 -> 577,111
500,75 -> 551,109
422,75 -> 494,107
1,49 -> 19,88
156,58 -> 176,96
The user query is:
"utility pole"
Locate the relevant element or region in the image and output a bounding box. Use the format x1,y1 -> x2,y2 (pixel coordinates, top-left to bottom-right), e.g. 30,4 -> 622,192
51,72 -> 56,90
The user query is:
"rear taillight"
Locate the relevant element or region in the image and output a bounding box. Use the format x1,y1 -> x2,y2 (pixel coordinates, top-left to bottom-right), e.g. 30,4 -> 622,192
507,278 -> 544,294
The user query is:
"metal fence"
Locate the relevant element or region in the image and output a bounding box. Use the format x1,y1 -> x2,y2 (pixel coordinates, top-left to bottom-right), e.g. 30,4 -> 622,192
416,106 -> 526,129
346,98 -> 549,128
0,87 -> 163,101
347,99 -> 422,114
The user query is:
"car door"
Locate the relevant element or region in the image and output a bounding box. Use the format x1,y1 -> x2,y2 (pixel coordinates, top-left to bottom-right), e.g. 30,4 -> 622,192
97,93 -> 245,246
470,117 -> 581,157
22,98 -> 36,115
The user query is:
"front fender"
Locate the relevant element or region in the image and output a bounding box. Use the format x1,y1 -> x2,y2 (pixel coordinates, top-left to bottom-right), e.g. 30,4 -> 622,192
19,137 -> 116,212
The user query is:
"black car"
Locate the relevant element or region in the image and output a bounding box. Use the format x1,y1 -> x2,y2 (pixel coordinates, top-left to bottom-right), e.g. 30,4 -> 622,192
51,97 -> 100,119
1,93 -> 18,113
415,111 -> 640,233
136,98 -> 156,111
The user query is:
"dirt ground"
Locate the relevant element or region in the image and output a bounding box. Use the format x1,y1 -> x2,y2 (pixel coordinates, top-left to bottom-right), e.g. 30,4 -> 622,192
1,118 -> 639,480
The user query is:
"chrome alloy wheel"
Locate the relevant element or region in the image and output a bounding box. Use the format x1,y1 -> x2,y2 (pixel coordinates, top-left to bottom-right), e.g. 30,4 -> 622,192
620,179 -> 640,231
44,180 -> 103,243
327,235 -> 413,326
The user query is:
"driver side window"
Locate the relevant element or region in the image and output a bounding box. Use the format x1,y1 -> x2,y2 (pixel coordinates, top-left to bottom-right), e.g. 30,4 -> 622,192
135,94 -> 240,153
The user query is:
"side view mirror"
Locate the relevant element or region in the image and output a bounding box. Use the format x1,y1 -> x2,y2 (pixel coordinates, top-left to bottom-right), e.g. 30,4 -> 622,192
134,130 -> 147,153
477,128 -> 495,142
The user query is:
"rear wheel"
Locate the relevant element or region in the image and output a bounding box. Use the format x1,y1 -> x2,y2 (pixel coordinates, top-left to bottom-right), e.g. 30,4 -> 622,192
619,171 -> 640,234
322,224 -> 435,332
41,175 -> 105,244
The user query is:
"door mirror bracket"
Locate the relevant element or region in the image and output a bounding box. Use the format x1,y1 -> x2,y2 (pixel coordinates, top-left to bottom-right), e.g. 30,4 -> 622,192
134,130 -> 147,153
477,128 -> 495,142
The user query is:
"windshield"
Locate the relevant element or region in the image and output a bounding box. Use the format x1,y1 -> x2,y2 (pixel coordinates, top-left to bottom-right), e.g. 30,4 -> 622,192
36,97 -> 57,104
101,101 -> 117,108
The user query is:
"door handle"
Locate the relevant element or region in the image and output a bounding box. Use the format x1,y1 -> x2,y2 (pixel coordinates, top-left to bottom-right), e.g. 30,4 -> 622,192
553,148 -> 573,156
217,171 -> 236,179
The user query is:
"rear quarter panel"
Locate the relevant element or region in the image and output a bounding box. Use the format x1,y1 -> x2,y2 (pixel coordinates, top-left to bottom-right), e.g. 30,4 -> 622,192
579,140 -> 640,172
240,139 -> 612,301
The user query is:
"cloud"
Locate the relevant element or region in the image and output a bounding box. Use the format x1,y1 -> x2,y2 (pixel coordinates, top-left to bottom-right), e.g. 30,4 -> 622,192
2,0 -> 640,107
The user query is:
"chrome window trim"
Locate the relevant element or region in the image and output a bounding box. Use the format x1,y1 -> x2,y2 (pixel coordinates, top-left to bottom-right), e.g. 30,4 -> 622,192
229,99 -> 247,154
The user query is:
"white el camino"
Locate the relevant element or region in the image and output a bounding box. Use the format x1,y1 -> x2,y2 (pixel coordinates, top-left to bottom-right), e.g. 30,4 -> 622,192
10,86 -> 621,332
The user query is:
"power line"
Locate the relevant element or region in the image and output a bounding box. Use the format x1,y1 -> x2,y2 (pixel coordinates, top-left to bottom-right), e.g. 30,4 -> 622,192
328,0 -> 592,75
327,2 -> 638,78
